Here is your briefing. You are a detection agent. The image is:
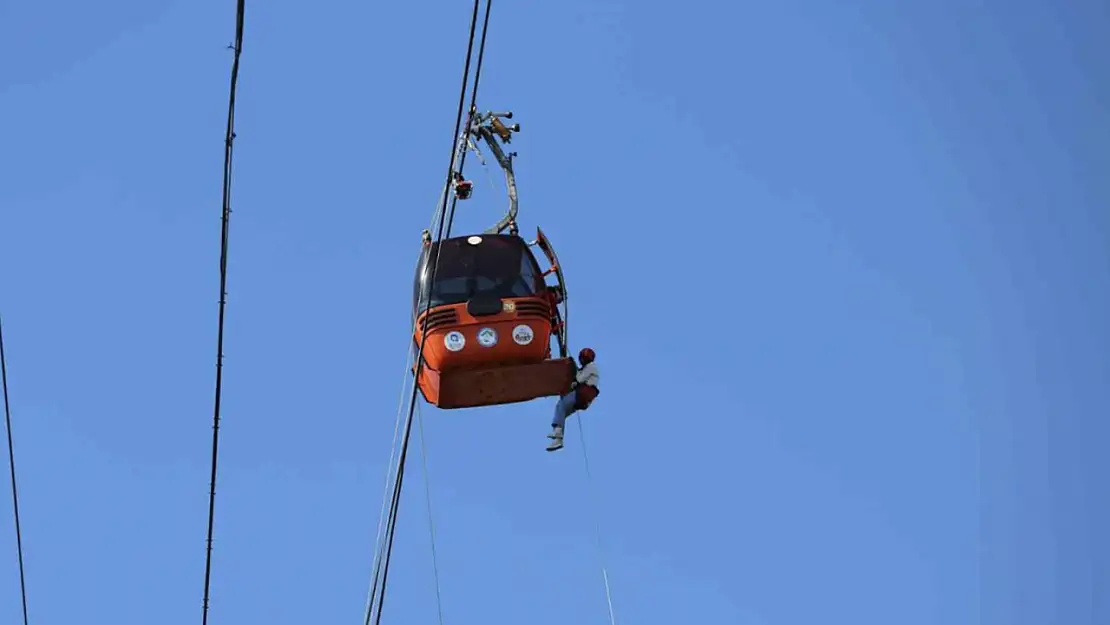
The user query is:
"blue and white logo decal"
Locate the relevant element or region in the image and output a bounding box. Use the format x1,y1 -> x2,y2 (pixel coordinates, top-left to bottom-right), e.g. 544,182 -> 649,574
444,331 -> 466,352
512,324 -> 534,346
477,327 -> 498,347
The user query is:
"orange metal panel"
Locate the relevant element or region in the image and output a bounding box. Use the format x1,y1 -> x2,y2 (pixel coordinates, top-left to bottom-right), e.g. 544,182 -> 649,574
414,297 -> 553,372
434,358 -> 576,409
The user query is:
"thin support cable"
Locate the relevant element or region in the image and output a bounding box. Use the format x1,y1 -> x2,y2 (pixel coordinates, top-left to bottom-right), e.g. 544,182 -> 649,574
415,401 -> 445,625
465,141 -> 504,205
577,424 -> 617,625
0,317 -> 29,625
201,2 -> 245,623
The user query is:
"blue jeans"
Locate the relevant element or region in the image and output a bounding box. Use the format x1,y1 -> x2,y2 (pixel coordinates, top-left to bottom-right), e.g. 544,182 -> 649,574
551,391 -> 578,430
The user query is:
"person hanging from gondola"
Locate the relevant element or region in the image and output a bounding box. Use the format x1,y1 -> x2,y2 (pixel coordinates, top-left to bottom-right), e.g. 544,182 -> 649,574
452,170 -> 473,199
547,347 -> 600,452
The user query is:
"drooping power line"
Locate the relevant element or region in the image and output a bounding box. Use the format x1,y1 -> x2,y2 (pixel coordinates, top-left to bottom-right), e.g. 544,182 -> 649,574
200,2 -> 246,623
1,316 -> 29,625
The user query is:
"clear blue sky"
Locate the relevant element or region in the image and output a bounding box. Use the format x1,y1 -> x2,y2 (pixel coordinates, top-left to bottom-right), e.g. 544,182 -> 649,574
1,0 -> 1107,624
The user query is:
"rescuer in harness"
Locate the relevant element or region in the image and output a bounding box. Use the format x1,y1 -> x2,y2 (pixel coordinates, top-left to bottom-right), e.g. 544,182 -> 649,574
547,347 -> 600,452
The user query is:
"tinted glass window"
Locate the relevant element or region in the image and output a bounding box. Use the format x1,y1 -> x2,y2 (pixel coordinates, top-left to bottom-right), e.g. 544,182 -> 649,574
413,235 -> 543,314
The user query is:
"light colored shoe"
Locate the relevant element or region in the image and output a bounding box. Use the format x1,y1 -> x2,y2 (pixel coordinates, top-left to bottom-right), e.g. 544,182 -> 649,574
546,437 -> 564,452
547,425 -> 564,439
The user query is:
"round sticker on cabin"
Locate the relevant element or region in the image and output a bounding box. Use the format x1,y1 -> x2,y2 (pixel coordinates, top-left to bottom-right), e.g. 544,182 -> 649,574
512,324 -> 534,346
477,327 -> 498,347
444,331 -> 465,352
467,235 -> 483,245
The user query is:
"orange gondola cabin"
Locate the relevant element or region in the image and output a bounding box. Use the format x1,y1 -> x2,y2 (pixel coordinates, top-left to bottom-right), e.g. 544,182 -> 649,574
412,228 -> 575,409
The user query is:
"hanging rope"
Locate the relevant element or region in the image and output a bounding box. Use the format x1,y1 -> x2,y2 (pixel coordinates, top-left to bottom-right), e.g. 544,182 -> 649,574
201,2 -> 245,623
577,425 -> 617,625
1,316 -> 29,625
415,401 -> 445,625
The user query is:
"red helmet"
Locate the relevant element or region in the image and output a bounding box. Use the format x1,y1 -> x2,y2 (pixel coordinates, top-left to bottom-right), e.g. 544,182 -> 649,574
578,347 -> 596,364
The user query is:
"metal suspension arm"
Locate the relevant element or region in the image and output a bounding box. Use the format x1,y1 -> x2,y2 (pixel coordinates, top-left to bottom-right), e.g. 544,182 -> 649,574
470,110 -> 521,235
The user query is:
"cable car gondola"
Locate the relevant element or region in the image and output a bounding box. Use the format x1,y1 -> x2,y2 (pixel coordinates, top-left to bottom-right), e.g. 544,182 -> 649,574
413,111 -> 575,409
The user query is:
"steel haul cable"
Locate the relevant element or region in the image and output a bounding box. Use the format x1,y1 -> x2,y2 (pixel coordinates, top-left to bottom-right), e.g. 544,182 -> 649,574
362,2 -> 493,623
361,182 -> 453,625
1,316 -> 29,625
446,0 -> 492,234
201,2 -> 245,623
